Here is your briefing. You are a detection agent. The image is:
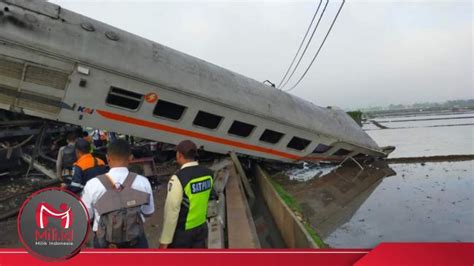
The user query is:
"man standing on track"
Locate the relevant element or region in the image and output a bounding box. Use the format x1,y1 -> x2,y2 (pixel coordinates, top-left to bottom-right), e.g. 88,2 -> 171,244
159,140 -> 214,248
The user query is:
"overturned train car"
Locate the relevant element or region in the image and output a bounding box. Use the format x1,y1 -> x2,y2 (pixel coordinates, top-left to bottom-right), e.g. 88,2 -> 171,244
0,0 -> 393,163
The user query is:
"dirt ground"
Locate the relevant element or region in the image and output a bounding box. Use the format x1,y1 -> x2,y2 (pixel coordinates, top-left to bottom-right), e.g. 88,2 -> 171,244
143,184 -> 167,248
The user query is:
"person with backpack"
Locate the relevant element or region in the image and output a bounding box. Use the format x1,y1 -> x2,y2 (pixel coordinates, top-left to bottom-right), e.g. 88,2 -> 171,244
81,139 -> 154,248
159,140 -> 215,249
65,138 -> 107,194
56,132 -> 77,181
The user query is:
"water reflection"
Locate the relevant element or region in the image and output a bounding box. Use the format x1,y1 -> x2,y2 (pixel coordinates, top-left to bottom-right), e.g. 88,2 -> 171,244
273,161 -> 396,240
272,160 -> 474,248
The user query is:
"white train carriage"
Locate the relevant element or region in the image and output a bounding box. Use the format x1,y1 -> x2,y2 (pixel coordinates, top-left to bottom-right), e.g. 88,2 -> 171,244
0,0 -> 392,163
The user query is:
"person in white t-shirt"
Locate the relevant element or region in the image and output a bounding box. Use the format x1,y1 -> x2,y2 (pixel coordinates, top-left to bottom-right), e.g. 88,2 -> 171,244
81,139 -> 155,248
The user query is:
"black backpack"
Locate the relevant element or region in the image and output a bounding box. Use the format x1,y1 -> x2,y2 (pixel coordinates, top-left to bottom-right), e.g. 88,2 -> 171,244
62,145 -> 76,168
94,172 -> 150,248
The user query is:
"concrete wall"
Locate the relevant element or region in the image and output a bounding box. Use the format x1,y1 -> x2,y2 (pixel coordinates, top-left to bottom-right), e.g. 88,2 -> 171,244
226,166 -> 260,248
255,165 -> 318,248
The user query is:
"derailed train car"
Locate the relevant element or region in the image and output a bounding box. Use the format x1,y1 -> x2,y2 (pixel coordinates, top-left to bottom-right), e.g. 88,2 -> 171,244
0,0 -> 393,163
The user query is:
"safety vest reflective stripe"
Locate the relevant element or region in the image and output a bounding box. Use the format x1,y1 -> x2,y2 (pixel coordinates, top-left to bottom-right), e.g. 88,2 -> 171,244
70,181 -> 84,188
183,175 -> 213,230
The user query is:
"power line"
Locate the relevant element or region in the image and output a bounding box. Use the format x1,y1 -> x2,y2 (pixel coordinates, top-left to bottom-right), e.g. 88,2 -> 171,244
285,0 -> 345,92
276,0 -> 323,89
279,0 -> 330,90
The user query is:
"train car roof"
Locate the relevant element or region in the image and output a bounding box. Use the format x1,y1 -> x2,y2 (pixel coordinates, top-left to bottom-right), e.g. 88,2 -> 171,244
1,1 -> 380,150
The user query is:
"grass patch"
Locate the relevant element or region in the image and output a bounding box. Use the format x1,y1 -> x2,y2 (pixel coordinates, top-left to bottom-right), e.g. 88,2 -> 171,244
347,110 -> 363,126
270,179 -> 302,213
303,221 -> 327,248
269,174 -> 327,248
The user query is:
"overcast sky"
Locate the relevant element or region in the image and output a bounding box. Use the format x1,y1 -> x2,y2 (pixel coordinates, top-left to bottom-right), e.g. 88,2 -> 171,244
50,0 -> 472,109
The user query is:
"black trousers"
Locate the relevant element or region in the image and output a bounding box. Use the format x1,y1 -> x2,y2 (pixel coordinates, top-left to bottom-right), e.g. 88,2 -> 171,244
169,223 -> 208,248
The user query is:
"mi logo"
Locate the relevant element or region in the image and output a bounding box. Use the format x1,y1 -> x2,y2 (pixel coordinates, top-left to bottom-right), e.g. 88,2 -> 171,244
35,203 -> 73,229
18,188 -> 89,260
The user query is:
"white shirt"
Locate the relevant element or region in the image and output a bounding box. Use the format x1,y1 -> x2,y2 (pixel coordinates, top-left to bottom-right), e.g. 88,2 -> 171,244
81,167 -> 155,231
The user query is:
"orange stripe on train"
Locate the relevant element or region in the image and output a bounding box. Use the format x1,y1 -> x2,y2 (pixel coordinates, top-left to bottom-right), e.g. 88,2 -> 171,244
96,110 -> 338,162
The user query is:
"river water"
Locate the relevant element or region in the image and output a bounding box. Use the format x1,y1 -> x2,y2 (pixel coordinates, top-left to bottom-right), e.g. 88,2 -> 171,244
325,161 -> 473,247
273,111 -> 474,248
365,112 -> 474,158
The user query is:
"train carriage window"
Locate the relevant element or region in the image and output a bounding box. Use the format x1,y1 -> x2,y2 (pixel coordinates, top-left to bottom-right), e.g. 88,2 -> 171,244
259,129 -> 284,144
153,100 -> 186,120
193,111 -> 223,129
313,143 -> 332,154
334,148 -> 351,156
228,120 -> 255,137
287,137 -> 311,151
106,86 -> 143,110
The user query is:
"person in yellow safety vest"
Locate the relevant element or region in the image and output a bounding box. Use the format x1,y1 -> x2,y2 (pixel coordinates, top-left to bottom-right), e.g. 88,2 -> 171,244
159,140 -> 216,248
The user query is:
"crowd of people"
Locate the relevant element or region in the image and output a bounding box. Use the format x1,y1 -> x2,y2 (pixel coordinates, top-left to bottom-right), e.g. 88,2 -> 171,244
56,131 -> 214,249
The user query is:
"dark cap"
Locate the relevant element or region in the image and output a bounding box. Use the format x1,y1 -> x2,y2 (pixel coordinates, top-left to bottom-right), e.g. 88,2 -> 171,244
176,140 -> 197,159
75,138 -> 91,153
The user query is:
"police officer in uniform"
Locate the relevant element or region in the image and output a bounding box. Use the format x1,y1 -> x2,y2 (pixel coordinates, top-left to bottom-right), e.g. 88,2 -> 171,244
159,140 -> 214,248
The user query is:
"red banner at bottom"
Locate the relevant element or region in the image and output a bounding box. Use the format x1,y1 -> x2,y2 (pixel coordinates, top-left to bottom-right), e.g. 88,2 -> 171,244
355,243 -> 474,266
0,249 -> 368,266
0,243 -> 472,266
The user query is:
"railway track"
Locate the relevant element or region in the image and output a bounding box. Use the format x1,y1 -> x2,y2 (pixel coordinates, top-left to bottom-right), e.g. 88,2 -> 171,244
0,177 -> 61,220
